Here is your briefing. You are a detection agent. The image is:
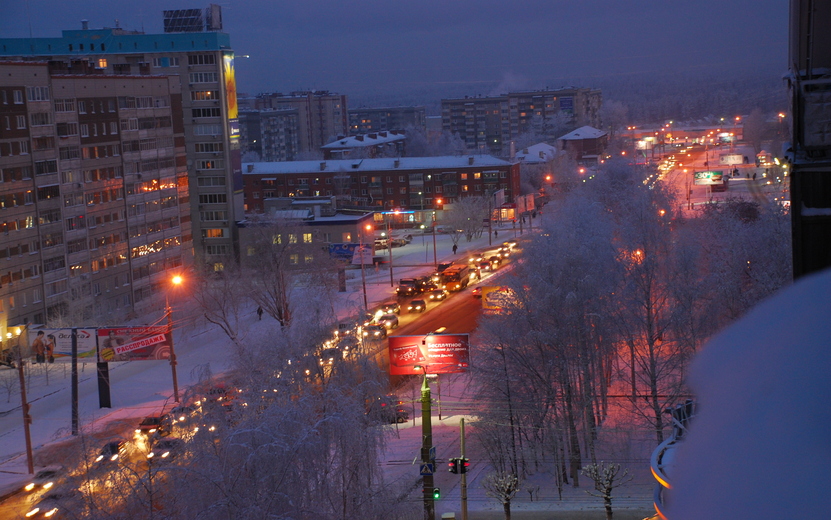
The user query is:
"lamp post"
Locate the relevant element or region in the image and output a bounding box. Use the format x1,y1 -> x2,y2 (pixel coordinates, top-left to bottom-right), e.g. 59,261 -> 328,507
359,224 -> 372,310
167,275 -> 183,403
387,215 -> 395,288
431,209 -> 438,268
9,328 -> 34,474
414,364 -> 435,520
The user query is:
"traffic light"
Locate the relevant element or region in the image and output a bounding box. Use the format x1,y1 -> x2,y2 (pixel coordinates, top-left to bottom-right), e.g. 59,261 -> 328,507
432,487 -> 441,500
448,457 -> 459,474
460,457 -> 470,474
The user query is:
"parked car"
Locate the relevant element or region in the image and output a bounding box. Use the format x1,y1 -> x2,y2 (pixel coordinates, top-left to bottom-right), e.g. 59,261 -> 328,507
380,301 -> 401,315
391,238 -> 408,247
408,299 -> 427,313
377,314 -> 399,329
428,289 -> 448,301
472,287 -> 482,298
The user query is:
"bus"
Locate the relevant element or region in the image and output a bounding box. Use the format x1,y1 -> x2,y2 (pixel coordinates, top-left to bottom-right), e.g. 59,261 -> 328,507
440,264 -> 471,292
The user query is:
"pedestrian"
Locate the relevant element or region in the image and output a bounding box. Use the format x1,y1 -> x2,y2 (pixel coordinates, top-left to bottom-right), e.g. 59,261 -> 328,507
494,229 -> 498,238
752,172 -> 756,180
32,330 -> 45,364
452,244 -> 458,255
257,306 -> 263,320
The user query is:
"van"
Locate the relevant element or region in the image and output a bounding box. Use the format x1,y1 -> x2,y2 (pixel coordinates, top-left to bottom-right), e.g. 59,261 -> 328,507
374,238 -> 390,250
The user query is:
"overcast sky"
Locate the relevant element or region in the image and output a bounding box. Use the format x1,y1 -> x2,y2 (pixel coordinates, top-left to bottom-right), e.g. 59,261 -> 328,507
2,0 -> 788,100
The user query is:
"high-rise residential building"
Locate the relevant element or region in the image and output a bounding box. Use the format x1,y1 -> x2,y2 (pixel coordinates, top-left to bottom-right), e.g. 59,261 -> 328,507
0,8 -> 243,272
0,61 -> 191,331
240,91 -> 348,155
348,106 -> 427,135
441,88 -> 603,155
239,109 -> 300,162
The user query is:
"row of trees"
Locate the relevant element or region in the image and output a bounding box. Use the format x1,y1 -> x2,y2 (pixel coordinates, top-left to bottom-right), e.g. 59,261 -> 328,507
471,158 -> 792,507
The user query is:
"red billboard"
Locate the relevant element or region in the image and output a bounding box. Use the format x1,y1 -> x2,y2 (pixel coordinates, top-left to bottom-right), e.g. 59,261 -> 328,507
389,334 -> 470,375
97,326 -> 171,362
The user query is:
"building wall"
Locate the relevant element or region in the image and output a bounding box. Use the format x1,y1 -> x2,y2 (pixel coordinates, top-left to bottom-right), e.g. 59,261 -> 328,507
0,27 -> 240,271
247,91 -> 348,154
0,61 -> 191,332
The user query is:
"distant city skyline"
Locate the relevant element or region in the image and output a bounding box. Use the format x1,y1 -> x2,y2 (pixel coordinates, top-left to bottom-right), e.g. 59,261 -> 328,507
2,0 -> 787,101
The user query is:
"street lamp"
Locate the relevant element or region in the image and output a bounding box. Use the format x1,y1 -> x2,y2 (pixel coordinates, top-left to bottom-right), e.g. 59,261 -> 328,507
8,328 -> 34,474
167,275 -> 183,402
359,224 -> 372,310
413,363 -> 435,520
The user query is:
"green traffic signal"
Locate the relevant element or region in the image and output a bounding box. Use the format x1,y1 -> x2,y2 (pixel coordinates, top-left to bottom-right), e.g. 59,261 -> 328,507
432,487 -> 441,500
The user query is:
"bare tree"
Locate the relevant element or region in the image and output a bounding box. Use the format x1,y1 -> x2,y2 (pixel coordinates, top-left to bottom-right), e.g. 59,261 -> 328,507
581,462 -> 633,520
483,471 -> 520,520
443,195 -> 489,243
192,259 -> 251,346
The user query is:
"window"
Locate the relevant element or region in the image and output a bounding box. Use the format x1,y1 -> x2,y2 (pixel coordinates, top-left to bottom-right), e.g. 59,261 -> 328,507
54,98 -> 76,112
56,122 -> 79,137
77,100 -> 87,114
195,142 -> 224,153
399,176 -> 404,182
97,58 -> 108,68
110,122 -> 119,135
35,160 -> 58,176
19,141 -> 29,154
191,90 -> 220,101
80,124 -> 89,137
400,187 -> 407,194
460,173 -> 468,180
474,172 -> 481,179
13,90 -> 24,104
202,228 -> 225,239
120,119 -> 138,131
304,254 -> 314,264
29,112 -> 51,126
198,193 -> 227,204
194,124 -> 222,135
26,86 -> 50,102
189,72 -> 218,83
386,188 -> 393,194
303,233 -> 312,243
196,160 -> 224,170
188,54 -> 216,65
192,108 -> 222,118
16,115 -> 26,129
289,254 -> 299,265
288,234 -> 298,244
197,176 -> 226,187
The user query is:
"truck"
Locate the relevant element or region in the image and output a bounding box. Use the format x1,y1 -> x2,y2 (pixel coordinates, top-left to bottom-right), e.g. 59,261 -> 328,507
395,276 -> 433,297
440,264 -> 471,292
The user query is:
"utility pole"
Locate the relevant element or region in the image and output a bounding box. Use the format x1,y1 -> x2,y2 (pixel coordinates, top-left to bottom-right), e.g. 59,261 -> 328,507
10,329 -> 34,474
461,418 -> 469,520
420,369 -> 435,520
387,217 -> 395,287
432,210 -> 438,269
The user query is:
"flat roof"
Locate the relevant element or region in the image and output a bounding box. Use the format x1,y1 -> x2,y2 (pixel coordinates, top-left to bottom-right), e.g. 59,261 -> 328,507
244,155 -> 514,175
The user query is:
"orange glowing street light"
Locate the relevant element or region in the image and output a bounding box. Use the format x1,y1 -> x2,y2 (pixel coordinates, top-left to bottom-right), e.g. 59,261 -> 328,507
166,274 -> 184,402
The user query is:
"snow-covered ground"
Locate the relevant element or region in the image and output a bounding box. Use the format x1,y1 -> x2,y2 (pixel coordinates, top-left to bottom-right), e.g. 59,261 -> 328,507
1,219 -> 567,509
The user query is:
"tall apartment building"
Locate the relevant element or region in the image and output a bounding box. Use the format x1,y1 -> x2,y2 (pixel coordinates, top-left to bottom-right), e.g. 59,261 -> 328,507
0,61 -> 191,332
0,10 -> 243,272
239,109 -> 300,162
348,106 -> 427,135
442,88 -> 603,155
239,91 -> 348,155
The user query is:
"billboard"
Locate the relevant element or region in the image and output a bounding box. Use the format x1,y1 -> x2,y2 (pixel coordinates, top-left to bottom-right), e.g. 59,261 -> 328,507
389,334 -> 470,375
694,171 -> 725,186
98,327 -> 170,362
27,328 -> 97,363
719,154 -> 743,166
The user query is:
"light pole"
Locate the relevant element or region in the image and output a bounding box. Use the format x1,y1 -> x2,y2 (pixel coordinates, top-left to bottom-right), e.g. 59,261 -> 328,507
359,224 -> 372,310
414,364 -> 435,520
387,215 -> 394,288
167,275 -> 183,403
431,208 -> 438,268
9,328 -> 34,474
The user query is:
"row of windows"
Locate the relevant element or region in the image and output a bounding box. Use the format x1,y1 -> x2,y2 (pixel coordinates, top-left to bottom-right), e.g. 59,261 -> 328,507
0,240 -> 37,259
189,72 -> 218,83
4,114 -> 28,130
0,141 -> 30,157
1,166 -> 32,183
78,99 -> 116,114
1,89 -> 25,104
195,142 -> 224,153
120,116 -> 172,131
200,210 -> 227,221
131,254 -> 183,282
118,96 -> 170,109
192,90 -> 220,101
124,158 -> 175,174
1,216 -> 36,233
0,190 -> 33,208
122,137 -> 175,153
131,236 -> 181,259
192,108 -> 222,118
197,176 -> 225,187
129,216 -> 180,238
127,195 -> 178,216
126,176 -> 178,195
152,57 -> 180,68
188,54 -> 216,65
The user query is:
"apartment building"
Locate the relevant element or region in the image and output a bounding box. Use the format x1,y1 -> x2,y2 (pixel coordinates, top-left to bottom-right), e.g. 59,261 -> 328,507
242,155 -> 520,215
0,10 -> 243,271
239,109 -> 300,162
348,106 -> 426,135
239,91 -> 348,155
442,88 -> 603,155
0,61 -> 191,332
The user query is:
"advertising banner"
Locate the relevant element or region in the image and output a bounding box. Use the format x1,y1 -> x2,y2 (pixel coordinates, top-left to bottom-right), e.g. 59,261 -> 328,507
27,328 -> 97,363
389,334 -> 470,375
97,327 -> 170,362
694,171 -> 724,186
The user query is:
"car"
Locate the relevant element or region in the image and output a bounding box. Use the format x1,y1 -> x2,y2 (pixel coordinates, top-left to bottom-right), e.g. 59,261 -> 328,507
408,299 -> 427,313
504,239 -> 517,249
428,289 -> 448,301
379,301 -> 400,315
391,238 -> 408,247
436,262 -> 453,273
377,314 -> 399,329
362,324 -> 388,339
488,256 -> 502,268
367,395 -> 409,424
147,437 -> 185,462
25,488 -> 82,518
468,254 -> 484,265
479,260 -> 491,272
135,414 -> 170,438
22,466 -> 63,494
94,440 -> 127,465
472,287 -> 482,298
169,405 -> 197,426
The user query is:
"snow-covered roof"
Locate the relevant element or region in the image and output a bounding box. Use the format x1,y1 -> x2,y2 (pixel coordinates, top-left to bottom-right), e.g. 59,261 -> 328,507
244,155 -> 514,175
558,125 -> 607,141
321,132 -> 406,150
515,142 -> 558,164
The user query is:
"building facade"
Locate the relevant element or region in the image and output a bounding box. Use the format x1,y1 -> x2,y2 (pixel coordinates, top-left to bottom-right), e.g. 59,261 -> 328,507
0,15 -> 243,271
239,109 -> 300,162
441,88 -> 603,155
239,91 -> 348,155
242,155 -> 520,215
0,61 -> 192,332
348,106 -> 426,135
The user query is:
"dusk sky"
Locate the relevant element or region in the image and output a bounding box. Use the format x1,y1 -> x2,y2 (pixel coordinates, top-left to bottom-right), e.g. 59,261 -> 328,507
2,0 -> 788,102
